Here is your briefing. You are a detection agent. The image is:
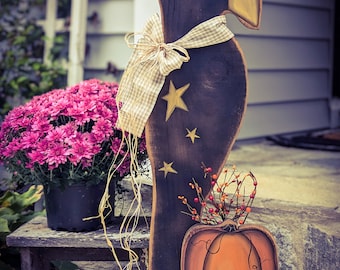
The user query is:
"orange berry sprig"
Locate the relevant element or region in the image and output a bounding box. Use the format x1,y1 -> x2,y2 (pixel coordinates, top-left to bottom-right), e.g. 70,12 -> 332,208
178,193 -> 201,222
178,164 -> 258,225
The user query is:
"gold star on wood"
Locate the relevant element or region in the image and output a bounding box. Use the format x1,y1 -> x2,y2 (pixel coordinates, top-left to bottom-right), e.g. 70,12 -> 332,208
158,161 -> 178,178
186,128 -> 200,143
162,80 -> 190,121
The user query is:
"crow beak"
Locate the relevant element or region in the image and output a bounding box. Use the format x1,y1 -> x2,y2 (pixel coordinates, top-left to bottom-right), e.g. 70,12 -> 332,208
228,0 -> 262,29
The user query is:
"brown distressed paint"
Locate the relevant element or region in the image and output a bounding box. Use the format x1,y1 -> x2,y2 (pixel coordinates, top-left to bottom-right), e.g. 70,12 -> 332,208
145,1 -> 248,269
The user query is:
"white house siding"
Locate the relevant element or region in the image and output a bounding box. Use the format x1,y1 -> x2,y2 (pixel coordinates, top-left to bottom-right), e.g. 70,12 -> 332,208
84,0 -> 134,82
231,0 -> 335,138
83,0 -> 335,139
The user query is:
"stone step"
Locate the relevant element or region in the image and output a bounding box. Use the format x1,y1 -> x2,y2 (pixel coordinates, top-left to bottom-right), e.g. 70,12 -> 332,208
79,138 -> 340,269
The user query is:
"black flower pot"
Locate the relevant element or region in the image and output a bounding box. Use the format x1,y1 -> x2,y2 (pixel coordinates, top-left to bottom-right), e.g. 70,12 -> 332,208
44,181 -> 116,232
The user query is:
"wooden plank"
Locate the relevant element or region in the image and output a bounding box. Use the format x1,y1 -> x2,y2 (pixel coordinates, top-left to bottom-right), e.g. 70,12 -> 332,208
87,0 -> 133,34
33,247 -> 139,261
20,248 -> 35,270
84,35 -> 132,69
238,100 -> 330,139
7,216 -> 150,249
264,0 -> 334,9
227,3 -> 333,38
238,38 -> 330,70
20,247 -> 146,270
247,70 -> 331,104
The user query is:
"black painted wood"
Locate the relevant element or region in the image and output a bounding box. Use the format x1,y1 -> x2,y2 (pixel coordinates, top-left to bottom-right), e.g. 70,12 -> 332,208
145,1 -> 247,269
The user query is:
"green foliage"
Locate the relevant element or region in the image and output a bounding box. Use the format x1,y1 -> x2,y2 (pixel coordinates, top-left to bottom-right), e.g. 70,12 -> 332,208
0,185 -> 44,269
0,185 -> 44,237
0,0 -> 68,116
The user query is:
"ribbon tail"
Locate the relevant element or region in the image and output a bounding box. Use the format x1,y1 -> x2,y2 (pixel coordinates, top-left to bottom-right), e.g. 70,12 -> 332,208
228,0 -> 262,29
117,63 -> 166,137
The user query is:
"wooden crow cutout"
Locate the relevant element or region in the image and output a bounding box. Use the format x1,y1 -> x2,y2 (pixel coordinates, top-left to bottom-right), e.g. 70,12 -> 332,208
117,0 -> 266,269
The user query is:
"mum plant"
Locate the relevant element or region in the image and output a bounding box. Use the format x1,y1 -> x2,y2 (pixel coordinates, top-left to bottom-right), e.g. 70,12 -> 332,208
0,79 -> 147,189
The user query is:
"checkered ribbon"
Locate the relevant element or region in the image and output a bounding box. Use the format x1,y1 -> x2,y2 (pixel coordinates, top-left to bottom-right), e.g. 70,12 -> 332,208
116,13 -> 234,137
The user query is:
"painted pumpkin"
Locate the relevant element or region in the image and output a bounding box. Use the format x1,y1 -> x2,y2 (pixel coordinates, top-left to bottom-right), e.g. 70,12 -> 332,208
181,220 -> 278,270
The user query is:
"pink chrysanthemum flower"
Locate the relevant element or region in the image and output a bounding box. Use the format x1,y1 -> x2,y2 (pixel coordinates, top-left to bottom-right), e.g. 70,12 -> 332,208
0,79 -> 147,188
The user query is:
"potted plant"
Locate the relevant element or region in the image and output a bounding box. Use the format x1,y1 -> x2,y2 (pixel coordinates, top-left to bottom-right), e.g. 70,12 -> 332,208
0,79 -> 147,231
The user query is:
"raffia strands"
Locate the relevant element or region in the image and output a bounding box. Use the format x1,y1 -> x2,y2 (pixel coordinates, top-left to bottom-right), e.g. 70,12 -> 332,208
96,132 -> 149,270
118,134 -> 146,269
98,139 -> 127,270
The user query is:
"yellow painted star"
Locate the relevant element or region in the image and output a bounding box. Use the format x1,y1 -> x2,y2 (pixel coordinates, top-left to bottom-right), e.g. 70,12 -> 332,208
162,80 -> 190,121
158,161 -> 178,178
186,128 -> 200,144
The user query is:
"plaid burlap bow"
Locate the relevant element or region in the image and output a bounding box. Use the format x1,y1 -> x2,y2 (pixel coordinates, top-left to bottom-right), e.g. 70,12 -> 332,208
116,13 -> 234,137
